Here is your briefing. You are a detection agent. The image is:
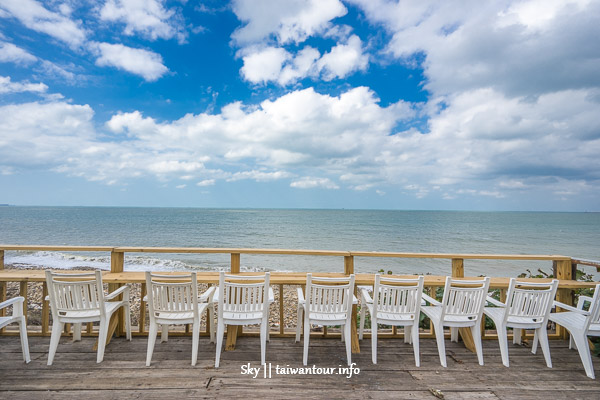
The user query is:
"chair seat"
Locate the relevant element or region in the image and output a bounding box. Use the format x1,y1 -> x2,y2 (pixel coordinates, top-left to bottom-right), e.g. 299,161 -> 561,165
154,302 -> 209,322
57,301 -> 124,321
485,307 -> 546,327
0,316 -> 17,329
421,306 -> 477,325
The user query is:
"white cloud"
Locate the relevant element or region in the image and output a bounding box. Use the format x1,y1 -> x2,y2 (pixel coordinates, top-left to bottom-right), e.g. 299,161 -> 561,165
0,41 -> 37,65
290,177 -> 339,189
99,0 -> 187,43
0,75 -> 47,94
228,170 -> 292,182
231,0 -> 347,45
92,42 -> 168,81
196,179 -> 215,187
0,0 -> 86,47
240,35 -> 368,85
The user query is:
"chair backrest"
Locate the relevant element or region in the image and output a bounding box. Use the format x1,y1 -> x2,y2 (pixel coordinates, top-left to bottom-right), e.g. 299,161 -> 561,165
504,279 -> 558,323
583,283 -> 600,332
441,276 -> 490,321
373,274 -> 424,319
218,272 -> 270,318
45,270 -> 105,318
305,274 -> 355,317
145,272 -> 198,318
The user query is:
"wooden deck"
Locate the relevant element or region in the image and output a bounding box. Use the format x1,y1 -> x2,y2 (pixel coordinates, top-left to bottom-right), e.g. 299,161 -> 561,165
1,336 -> 600,399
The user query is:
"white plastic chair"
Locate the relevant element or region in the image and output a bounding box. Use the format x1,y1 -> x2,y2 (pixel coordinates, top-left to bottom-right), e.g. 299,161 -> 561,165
359,275 -> 424,365
295,274 -> 355,366
215,272 -> 271,368
0,296 -> 30,363
45,270 -> 131,365
145,272 -> 215,366
484,279 -> 558,368
421,276 -> 490,367
549,283 -> 600,378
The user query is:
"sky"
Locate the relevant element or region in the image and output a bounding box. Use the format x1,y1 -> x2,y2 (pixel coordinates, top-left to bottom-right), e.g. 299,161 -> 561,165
0,0 -> 599,211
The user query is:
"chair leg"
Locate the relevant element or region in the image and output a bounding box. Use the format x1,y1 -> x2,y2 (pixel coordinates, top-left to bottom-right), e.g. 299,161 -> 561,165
497,326 -> 510,367
471,323 -> 484,366
125,303 -> 132,341
532,329 -> 539,354
371,322 -> 377,364
192,320 -> 200,366
536,327 -> 552,368
47,322 -> 64,366
97,317 -> 109,363
295,305 -> 303,343
215,322 -> 225,368
404,326 -> 411,344
146,322 -> 158,367
303,316 -> 310,366
260,321 -> 267,366
73,323 -> 82,342
341,324 -> 345,342
433,322 -> 447,367
345,322 -> 352,366
161,324 -> 168,343
208,304 -> 215,344
412,323 -> 420,367
451,327 -> 458,343
359,305 -> 366,340
571,331 -> 595,379
513,328 -> 521,344
18,316 -> 31,363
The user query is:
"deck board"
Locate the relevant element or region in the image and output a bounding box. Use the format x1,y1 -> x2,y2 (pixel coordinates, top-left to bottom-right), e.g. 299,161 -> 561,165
1,336 -> 600,399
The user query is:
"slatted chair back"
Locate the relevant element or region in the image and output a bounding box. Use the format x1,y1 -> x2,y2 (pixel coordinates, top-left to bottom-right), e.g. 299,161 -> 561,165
373,275 -> 424,318
218,272 -> 270,318
45,271 -> 105,318
441,276 -> 490,321
584,284 -> 600,332
305,274 -> 355,317
505,279 -> 558,323
145,272 -> 199,318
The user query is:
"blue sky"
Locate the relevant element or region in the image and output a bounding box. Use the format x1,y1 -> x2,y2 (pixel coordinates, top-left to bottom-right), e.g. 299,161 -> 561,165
0,0 -> 599,211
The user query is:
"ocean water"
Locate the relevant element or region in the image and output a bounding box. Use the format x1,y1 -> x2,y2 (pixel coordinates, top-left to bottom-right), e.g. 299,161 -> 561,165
0,207 -> 598,278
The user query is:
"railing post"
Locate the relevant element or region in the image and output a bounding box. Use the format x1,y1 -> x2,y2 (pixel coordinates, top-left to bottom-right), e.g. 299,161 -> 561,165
345,255 -> 360,354
231,253 -> 240,274
555,258 -> 574,339
452,258 -> 464,278
0,250 -> 5,333
110,250 -> 124,337
226,252 -> 242,350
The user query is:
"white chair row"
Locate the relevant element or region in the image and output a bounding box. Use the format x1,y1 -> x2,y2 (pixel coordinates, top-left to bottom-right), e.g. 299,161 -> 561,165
4,271 -> 598,379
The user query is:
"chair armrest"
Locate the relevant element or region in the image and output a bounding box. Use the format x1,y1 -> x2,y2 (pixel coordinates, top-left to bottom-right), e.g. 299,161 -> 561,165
486,296 -> 506,307
360,288 -> 373,304
106,285 -> 129,300
297,287 -> 304,304
554,300 -> 590,315
421,293 -> 442,306
0,296 -> 24,310
199,286 -> 216,303
577,295 -> 594,310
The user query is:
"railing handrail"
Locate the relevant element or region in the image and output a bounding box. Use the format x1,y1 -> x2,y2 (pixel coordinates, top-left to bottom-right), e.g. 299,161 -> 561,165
0,244 -> 571,260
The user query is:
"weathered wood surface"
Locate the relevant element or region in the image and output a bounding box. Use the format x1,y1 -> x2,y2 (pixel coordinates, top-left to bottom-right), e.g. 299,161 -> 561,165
1,336 -> 599,399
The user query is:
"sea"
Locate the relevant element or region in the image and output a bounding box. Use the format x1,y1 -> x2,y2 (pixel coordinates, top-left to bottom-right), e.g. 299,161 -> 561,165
0,207 -> 598,278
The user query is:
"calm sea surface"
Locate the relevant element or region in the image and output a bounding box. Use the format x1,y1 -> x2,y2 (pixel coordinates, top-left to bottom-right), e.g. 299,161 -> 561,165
0,207 -> 598,277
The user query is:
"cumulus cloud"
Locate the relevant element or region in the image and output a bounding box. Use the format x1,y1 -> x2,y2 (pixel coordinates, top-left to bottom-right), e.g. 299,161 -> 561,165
0,0 -> 86,47
99,0 -> 187,43
0,75 -> 47,94
240,35 -> 368,85
92,42 -> 169,81
0,41 -> 37,64
231,0 -> 347,45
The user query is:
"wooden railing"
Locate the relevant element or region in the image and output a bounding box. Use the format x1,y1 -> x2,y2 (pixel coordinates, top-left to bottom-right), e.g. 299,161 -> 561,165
0,245 -> 597,354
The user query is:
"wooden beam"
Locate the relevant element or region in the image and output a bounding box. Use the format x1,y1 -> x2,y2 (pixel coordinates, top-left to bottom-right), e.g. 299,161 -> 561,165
225,325 -> 238,351
0,250 -> 4,333
19,281 -> 28,321
555,259 -> 574,339
231,253 -> 240,274
93,313 -> 119,351
41,283 -> 49,335
452,258 -> 464,278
